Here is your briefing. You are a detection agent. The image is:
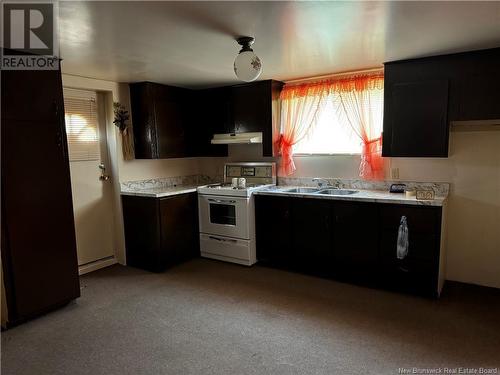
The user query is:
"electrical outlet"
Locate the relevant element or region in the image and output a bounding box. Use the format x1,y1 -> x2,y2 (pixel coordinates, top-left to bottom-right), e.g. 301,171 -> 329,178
391,167 -> 400,180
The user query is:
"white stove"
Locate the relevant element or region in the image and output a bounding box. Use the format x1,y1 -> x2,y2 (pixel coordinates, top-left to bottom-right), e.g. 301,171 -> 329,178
197,162 -> 276,266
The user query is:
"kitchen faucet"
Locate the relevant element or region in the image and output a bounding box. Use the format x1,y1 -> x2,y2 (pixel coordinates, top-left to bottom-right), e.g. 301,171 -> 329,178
313,177 -> 336,188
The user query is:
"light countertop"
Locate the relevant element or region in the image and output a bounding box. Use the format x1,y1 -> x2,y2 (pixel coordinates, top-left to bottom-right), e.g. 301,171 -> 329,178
254,187 -> 447,207
120,185 -> 199,198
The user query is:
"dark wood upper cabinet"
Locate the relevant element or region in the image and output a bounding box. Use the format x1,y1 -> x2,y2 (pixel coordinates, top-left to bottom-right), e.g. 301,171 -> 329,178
130,82 -> 190,159
186,87 -> 229,157
230,80 -> 284,156
449,48 -> 500,121
130,80 -> 283,158
389,80 -> 449,157
383,47 -> 500,157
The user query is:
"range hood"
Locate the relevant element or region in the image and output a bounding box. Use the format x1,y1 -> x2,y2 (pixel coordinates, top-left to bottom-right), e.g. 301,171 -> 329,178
451,119 -> 500,132
211,132 -> 262,145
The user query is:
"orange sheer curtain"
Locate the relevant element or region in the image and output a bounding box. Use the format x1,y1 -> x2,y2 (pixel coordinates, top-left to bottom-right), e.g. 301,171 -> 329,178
332,73 -> 385,180
277,72 -> 384,178
276,83 -> 328,175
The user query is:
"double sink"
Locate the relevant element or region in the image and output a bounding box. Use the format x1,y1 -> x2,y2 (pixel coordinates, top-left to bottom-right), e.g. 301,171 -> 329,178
279,187 -> 358,196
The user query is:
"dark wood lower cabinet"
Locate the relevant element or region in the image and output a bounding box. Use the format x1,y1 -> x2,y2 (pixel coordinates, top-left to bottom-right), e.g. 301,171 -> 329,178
291,198 -> 333,275
255,195 -> 292,267
332,202 -> 379,282
255,195 -> 444,298
122,193 -> 199,272
379,205 -> 442,297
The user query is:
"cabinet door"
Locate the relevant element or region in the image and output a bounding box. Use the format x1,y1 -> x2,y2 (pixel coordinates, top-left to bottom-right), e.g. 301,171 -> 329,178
255,195 -> 292,266
187,88 -> 229,157
379,205 -> 442,297
332,202 -> 379,281
122,196 -> 162,271
155,85 -> 188,158
389,80 -> 449,157
129,82 -> 189,159
457,73 -> 500,121
130,83 -> 158,158
291,198 -> 333,275
231,82 -> 271,134
159,193 -> 199,264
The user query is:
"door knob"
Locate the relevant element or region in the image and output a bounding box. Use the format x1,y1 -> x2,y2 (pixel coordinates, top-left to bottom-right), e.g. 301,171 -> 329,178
98,162 -> 110,181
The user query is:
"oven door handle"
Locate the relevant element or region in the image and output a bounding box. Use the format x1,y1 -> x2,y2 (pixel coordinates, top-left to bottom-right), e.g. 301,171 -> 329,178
207,198 -> 237,204
208,236 -> 238,243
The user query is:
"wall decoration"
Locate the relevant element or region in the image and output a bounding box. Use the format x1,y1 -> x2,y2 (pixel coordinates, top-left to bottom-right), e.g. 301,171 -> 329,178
113,102 -> 134,160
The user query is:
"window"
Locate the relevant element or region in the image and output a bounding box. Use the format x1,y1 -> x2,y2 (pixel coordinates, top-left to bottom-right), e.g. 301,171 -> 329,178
293,88 -> 384,155
63,89 -> 100,162
278,73 -> 384,178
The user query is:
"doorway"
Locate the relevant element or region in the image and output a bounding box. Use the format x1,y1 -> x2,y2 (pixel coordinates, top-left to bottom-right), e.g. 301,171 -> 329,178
63,88 -> 116,273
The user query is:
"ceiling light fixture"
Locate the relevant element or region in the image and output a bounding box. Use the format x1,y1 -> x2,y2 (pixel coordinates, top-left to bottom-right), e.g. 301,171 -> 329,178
233,36 -> 262,82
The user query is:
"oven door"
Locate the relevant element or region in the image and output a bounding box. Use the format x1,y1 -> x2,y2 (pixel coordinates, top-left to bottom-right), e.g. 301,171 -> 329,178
198,194 -> 249,239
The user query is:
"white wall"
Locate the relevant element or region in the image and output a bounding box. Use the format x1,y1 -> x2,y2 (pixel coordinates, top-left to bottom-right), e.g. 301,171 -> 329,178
226,130 -> 500,289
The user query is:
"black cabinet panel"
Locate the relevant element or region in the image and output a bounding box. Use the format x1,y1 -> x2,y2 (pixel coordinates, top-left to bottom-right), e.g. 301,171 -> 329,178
130,82 -> 190,159
457,73 -> 500,121
255,195 -> 292,266
379,205 -> 442,297
186,88 -> 229,157
291,198 -> 333,274
231,80 -> 283,157
255,195 -> 443,297
159,193 -> 199,263
154,85 -> 188,158
1,68 -> 80,325
389,80 -> 449,157
383,47 -> 500,157
2,69 -> 63,123
122,196 -> 161,270
122,193 -> 199,272
332,201 -> 379,280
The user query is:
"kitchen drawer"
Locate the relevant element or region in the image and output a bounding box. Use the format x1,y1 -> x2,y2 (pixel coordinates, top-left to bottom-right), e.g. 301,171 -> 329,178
200,233 -> 252,262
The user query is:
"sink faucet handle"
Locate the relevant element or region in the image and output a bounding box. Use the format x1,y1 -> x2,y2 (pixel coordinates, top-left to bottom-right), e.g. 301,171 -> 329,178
312,177 -> 331,187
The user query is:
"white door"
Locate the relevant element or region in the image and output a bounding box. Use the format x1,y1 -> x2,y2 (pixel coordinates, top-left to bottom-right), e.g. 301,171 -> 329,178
63,88 -> 115,267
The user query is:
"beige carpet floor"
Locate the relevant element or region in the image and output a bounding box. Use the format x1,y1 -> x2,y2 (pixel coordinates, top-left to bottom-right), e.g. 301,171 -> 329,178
2,259 -> 500,375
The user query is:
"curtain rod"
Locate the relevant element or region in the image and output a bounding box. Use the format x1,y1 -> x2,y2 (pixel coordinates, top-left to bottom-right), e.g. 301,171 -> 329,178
284,67 -> 384,85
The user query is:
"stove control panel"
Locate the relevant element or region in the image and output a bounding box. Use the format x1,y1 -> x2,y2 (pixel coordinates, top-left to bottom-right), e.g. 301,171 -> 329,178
224,163 -> 276,184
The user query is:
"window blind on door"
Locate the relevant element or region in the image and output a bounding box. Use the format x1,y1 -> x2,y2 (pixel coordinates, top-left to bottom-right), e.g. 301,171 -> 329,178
63,89 -> 100,162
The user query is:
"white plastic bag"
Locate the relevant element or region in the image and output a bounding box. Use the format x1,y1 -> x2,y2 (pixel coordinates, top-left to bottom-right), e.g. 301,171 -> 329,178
397,216 -> 409,260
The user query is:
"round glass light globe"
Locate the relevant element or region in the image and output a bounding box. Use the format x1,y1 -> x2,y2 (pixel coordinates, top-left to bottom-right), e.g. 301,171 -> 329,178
234,51 -> 262,82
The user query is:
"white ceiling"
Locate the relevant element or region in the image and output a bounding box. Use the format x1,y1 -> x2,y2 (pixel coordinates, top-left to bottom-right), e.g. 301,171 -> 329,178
59,1 -> 500,88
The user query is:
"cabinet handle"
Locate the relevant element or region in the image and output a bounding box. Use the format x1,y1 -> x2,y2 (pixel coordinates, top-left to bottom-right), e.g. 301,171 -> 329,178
54,101 -> 67,160
208,236 -> 237,243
